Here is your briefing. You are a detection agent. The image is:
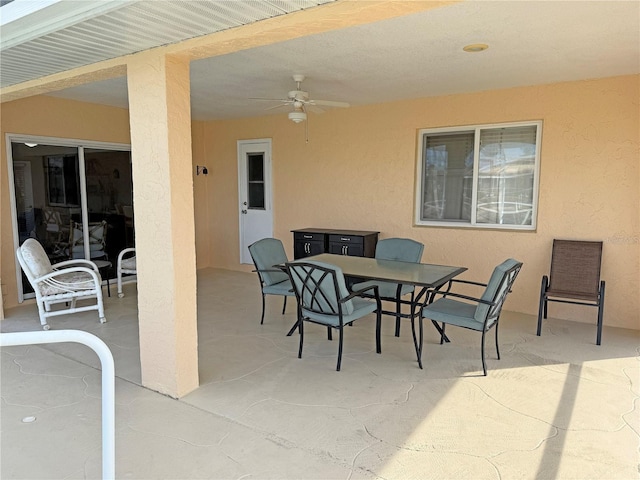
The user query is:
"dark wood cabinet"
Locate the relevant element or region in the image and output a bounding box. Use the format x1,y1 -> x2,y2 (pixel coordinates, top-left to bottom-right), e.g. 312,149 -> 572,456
293,230 -> 325,259
292,228 -> 378,259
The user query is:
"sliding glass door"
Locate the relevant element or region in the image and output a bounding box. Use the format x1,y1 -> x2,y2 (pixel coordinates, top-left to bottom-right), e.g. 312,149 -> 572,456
9,137 -> 133,300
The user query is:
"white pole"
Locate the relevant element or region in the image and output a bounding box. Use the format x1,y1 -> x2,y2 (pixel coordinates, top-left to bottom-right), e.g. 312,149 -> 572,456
1,330 -> 115,480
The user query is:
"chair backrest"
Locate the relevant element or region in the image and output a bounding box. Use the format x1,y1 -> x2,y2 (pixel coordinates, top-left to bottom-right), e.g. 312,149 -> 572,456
69,221 -> 107,256
43,208 -> 63,232
548,239 -> 602,300
286,261 -> 355,316
375,238 -> 424,263
474,258 -> 523,322
17,238 -> 54,282
248,238 -> 290,286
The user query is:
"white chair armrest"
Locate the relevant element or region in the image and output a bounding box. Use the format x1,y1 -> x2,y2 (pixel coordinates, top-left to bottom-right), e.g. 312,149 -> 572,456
117,248 -> 136,263
53,259 -> 100,273
36,266 -> 102,286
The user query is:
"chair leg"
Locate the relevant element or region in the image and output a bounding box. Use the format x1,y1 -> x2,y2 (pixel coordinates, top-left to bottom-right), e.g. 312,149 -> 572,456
394,294 -> 402,337
440,323 -> 446,345
495,321 -> 501,360
97,289 -> 106,324
596,281 -> 605,346
298,320 -> 304,359
36,300 -> 50,330
336,326 -> 344,371
481,329 -> 487,376
282,296 -> 287,315
117,270 -> 124,298
260,293 -> 266,325
376,309 -> 382,354
536,276 -> 548,336
410,315 -> 419,358
327,327 -> 332,341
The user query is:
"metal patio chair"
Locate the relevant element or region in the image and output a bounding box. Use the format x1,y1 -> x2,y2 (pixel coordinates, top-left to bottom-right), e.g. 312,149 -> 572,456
285,260 -> 382,371
420,258 -> 523,375
536,239 -> 605,345
248,238 -> 295,325
351,238 -> 424,337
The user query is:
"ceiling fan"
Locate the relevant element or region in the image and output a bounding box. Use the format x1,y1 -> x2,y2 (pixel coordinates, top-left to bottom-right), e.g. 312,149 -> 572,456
251,74 -> 350,123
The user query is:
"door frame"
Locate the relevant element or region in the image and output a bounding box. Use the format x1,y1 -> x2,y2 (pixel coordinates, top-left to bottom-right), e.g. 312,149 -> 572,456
237,138 -> 273,264
6,133 -> 131,302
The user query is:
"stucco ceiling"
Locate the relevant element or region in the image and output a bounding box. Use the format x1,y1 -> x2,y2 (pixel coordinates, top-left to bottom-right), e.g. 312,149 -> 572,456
3,0 -> 639,121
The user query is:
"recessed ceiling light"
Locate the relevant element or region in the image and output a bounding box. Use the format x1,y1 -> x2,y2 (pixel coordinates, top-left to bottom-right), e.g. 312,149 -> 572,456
463,43 -> 489,53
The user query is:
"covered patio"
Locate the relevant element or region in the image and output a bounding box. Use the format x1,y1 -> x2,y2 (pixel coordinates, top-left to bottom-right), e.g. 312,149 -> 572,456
2,269 -> 638,479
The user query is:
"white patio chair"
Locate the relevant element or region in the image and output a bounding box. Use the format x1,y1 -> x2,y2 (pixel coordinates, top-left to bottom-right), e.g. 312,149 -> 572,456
116,248 -> 137,298
16,238 -> 106,330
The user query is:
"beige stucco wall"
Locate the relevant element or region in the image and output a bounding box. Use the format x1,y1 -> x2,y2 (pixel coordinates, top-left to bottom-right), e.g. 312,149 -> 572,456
201,75 -> 639,331
1,75 -> 638,332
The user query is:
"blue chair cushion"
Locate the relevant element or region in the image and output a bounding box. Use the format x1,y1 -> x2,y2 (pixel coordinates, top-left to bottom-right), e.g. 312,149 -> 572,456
351,280 -> 414,299
421,298 -> 492,331
248,238 -> 290,286
262,279 -> 295,296
302,297 -> 378,326
375,238 -> 424,262
475,258 -> 521,322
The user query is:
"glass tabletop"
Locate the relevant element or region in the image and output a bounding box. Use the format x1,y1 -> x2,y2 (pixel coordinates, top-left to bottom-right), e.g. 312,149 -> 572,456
303,254 -> 467,288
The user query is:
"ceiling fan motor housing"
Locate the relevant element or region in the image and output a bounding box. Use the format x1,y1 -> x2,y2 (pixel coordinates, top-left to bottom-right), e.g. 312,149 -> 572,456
288,90 -> 309,102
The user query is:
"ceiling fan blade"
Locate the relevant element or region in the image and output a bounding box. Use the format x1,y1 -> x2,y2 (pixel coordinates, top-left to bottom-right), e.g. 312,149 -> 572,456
310,99 -> 350,108
249,97 -> 290,103
264,103 -> 289,111
306,105 -> 325,114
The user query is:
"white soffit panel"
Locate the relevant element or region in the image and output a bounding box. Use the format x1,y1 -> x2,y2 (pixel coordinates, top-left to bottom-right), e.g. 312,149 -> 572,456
0,0 -> 335,88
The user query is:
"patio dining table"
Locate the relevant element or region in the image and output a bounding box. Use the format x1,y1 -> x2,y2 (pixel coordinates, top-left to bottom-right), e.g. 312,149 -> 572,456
286,253 -> 467,368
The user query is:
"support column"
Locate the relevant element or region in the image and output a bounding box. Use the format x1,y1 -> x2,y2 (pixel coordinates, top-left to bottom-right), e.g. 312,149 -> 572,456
126,51 -> 198,398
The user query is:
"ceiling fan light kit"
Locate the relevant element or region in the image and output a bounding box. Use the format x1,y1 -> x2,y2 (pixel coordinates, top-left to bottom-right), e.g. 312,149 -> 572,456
288,111 -> 307,123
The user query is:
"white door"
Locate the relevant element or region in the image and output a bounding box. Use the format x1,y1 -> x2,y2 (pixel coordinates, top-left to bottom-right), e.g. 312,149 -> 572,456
238,139 -> 273,264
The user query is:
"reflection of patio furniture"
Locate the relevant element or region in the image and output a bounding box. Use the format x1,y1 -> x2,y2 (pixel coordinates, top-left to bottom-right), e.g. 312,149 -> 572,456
42,208 -> 69,255
475,201 -> 533,225
117,248 -> 137,298
285,260 -> 382,371
420,258 -> 523,376
122,205 -> 134,246
16,238 -> 106,330
68,220 -> 108,259
248,238 -> 295,325
537,239 -> 605,345
351,238 -> 424,337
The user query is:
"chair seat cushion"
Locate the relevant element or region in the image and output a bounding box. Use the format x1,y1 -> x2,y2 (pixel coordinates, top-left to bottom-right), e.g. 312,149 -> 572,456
121,257 -> 137,270
302,297 -> 377,326
39,271 -> 98,295
262,279 -> 295,296
422,298 -> 493,331
351,280 -> 414,299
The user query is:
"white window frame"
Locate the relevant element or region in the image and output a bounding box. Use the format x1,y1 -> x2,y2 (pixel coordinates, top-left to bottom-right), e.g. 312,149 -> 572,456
414,120 -> 542,230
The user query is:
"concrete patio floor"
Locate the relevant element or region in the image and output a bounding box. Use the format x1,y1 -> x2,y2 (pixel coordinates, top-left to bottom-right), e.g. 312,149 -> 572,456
1,268 -> 638,479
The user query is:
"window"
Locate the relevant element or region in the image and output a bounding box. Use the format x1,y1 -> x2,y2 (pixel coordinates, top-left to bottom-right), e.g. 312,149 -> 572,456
415,121 -> 541,230
46,154 -> 80,206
